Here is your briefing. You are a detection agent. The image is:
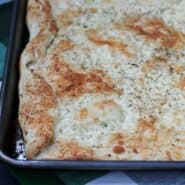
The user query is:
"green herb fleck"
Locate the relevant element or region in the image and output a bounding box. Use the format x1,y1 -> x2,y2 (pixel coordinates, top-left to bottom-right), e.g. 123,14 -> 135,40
101,121 -> 108,127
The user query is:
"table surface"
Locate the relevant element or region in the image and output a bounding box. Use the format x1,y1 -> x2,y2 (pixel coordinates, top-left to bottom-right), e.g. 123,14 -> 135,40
2,2 -> 185,185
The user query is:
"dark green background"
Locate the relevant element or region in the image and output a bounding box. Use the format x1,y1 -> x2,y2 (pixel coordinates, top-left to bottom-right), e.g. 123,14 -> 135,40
0,3 -> 12,78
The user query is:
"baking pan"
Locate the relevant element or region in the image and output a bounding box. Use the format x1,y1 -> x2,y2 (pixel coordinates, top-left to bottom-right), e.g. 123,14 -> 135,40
1,0 -> 185,170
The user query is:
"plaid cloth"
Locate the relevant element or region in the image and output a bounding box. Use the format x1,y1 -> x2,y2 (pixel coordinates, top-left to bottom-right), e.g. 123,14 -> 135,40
2,2 -> 185,185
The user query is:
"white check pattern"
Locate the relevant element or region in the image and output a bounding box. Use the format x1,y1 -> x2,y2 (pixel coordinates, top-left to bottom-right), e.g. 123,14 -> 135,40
86,172 -> 138,185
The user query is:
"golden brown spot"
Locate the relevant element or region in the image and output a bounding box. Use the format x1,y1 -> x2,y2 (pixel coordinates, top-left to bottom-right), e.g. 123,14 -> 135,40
173,65 -> 185,74
113,146 -> 125,154
176,78 -> 185,89
49,56 -> 119,98
74,99 -> 123,124
57,9 -> 83,27
138,76 -> 145,84
166,151 -> 172,160
21,73 -> 56,126
141,56 -> 167,73
49,19 -> 58,34
25,33 -> 51,60
118,140 -> 124,145
137,118 -> 156,133
154,56 -> 167,63
119,16 -> 184,49
56,141 -> 94,160
27,0 -> 57,33
25,131 -> 53,159
88,29 -> 134,58
133,147 -> 138,154
88,8 -> 98,14
25,73 -> 54,97
56,69 -> 116,97
174,151 -> 183,160
54,39 -> 75,52
95,99 -> 117,109
75,108 -> 89,121
20,101 -> 55,126
136,117 -> 157,145
110,133 -> 124,145
27,0 -> 49,18
39,97 -> 56,109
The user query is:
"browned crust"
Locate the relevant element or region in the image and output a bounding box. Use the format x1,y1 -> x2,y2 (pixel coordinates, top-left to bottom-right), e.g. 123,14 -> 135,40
116,16 -> 185,49
53,39 -> 75,52
176,77 -> 185,89
19,0 -> 58,159
55,141 -> 94,160
38,123 -> 185,160
27,0 -> 57,35
88,29 -> 134,58
141,56 -> 168,73
19,73 -> 57,159
46,55 -> 121,98
57,9 -> 83,27
107,118 -> 185,160
36,141 -> 95,160
20,0 -> 58,75
110,133 -> 125,145
56,8 -> 98,28
35,117 -> 185,160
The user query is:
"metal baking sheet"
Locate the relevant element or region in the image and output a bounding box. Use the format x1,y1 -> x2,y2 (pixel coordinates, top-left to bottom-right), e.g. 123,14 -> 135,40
1,0 -> 185,169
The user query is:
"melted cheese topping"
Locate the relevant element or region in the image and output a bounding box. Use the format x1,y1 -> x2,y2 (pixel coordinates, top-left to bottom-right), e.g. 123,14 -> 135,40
22,0 -> 185,160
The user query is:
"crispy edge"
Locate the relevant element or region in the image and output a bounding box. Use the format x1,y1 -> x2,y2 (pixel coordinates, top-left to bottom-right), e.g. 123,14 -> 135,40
19,0 -> 58,159
27,0 -> 57,37
20,0 -> 58,75
19,73 -> 57,159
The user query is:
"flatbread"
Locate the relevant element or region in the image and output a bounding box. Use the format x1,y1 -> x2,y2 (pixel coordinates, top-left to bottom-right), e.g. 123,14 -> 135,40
19,0 -> 185,160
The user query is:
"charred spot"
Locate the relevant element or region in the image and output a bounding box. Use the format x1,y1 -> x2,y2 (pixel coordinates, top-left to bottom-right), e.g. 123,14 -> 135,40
113,145 -> 125,154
